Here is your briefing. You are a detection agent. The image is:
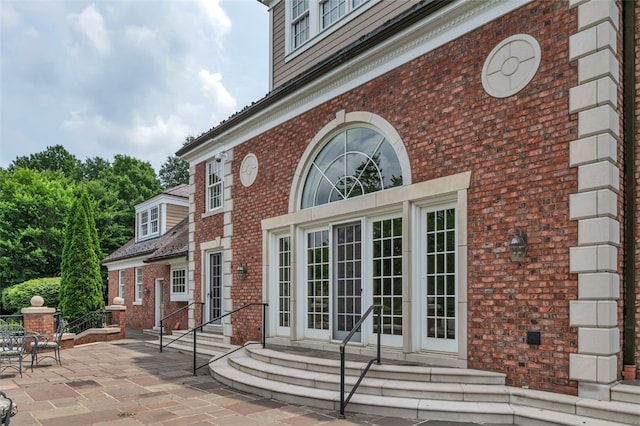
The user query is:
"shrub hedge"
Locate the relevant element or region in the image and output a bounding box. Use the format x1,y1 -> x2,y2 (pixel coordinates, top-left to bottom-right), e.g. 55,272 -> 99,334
1,277 -> 60,314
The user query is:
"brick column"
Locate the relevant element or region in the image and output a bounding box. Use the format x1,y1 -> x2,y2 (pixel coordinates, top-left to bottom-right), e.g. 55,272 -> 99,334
106,297 -> 127,339
21,296 -> 55,336
568,0 -> 620,400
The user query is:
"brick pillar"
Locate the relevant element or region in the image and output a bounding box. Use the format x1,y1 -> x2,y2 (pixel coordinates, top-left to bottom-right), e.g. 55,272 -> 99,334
21,295 -> 55,335
106,297 -> 127,339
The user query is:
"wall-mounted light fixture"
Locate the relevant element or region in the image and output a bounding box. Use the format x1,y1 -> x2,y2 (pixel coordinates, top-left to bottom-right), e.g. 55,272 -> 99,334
509,230 -> 528,262
236,264 -> 248,280
143,287 -> 150,296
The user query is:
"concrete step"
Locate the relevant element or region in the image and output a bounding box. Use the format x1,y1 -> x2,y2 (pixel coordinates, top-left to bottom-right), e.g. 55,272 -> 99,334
210,351 -> 515,424
210,346 -> 640,425
229,348 -> 510,402
146,330 -> 237,357
211,349 -> 636,425
611,382 -> 640,404
244,344 -> 506,385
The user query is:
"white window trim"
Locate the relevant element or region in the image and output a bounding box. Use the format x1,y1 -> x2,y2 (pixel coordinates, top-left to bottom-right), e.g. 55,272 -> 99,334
415,202 -> 459,353
118,270 -> 125,299
284,0 -> 377,60
206,160 -> 224,213
134,267 -> 143,305
137,205 -> 160,241
269,233 -> 293,337
170,266 -> 188,302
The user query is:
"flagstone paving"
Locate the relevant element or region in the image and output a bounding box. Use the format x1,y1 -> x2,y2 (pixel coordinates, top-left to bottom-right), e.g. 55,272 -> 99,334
0,332 -> 513,425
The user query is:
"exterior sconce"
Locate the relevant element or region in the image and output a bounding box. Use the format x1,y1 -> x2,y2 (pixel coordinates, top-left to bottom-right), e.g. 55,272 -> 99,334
143,287 -> 150,296
509,230 -> 527,262
236,264 -> 248,280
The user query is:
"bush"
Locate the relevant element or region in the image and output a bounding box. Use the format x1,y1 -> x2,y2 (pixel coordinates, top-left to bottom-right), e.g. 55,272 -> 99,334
1,277 -> 60,314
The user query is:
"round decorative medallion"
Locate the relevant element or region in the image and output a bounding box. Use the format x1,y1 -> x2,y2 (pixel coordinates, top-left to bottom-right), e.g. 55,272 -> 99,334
481,34 -> 541,98
240,153 -> 258,187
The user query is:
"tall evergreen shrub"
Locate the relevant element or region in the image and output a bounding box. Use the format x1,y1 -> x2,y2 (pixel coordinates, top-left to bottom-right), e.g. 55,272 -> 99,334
58,190 -> 104,320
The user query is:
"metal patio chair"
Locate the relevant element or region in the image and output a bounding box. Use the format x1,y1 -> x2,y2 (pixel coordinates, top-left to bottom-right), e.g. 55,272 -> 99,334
0,324 -> 26,378
30,318 -> 66,368
0,390 -> 16,425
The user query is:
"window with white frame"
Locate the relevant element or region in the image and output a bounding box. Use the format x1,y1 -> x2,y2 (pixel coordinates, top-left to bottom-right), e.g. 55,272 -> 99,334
278,236 -> 291,328
372,217 -> 403,336
138,205 -> 160,239
171,267 -> 187,301
301,126 -> 403,209
288,0 -> 369,52
118,270 -> 125,299
292,0 -> 309,49
206,161 -> 224,212
135,267 -> 143,303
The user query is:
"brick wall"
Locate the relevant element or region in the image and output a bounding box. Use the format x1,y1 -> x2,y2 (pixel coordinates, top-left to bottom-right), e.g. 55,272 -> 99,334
193,1 -> 582,392
107,264 -> 187,331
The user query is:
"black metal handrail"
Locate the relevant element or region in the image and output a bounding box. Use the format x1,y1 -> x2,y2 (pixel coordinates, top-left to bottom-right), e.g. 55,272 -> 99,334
339,304 -> 381,417
65,310 -> 111,334
159,301 -> 204,351
191,302 -> 268,375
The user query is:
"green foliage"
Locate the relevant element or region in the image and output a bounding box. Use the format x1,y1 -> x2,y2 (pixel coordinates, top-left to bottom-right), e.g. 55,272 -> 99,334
1,277 -> 61,314
59,190 -> 104,320
0,168 -> 74,290
9,145 -> 81,180
1,149 -> 164,305
159,155 -> 189,189
159,136 -> 192,189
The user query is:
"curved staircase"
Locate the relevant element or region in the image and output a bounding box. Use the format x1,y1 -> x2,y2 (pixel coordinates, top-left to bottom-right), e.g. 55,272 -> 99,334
208,343 -> 640,426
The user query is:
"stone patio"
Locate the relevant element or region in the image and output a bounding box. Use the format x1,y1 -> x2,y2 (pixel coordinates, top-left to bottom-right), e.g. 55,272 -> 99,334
0,331 -> 512,425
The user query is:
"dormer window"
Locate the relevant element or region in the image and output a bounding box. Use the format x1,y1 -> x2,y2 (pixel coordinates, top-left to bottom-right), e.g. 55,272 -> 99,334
287,0 -> 370,54
138,205 -> 160,240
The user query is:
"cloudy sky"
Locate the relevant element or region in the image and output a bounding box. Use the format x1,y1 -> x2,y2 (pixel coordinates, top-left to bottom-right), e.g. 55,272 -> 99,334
0,0 -> 269,172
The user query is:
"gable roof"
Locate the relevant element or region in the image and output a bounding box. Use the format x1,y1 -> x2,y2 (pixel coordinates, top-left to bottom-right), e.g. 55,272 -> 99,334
102,217 -> 188,265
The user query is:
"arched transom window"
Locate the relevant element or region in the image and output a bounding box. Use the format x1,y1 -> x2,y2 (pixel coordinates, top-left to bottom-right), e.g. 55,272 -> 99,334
301,127 -> 403,208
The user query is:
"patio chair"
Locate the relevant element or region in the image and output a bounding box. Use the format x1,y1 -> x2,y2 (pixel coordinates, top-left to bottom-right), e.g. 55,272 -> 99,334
0,324 -> 26,378
30,318 -> 66,368
0,390 -> 17,425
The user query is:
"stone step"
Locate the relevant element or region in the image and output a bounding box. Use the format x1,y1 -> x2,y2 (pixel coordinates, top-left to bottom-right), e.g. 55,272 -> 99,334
146,330 -> 237,357
210,352 -> 515,424
611,382 -> 640,404
229,348 -> 510,402
211,349 -> 635,425
244,344 -> 506,385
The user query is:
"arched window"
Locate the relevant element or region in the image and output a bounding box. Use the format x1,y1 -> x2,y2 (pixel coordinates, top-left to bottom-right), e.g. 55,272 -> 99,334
300,127 -> 403,208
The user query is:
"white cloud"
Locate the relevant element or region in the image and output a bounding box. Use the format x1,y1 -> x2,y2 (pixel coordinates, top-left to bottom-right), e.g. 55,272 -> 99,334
125,26 -> 157,46
70,4 -> 110,55
199,0 -> 232,44
199,69 -> 237,114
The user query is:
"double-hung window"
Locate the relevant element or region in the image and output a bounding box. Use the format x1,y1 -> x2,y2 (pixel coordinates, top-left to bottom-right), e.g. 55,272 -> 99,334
288,0 -> 369,53
134,267 -> 143,304
118,270 -> 125,299
171,267 -> 187,301
292,0 -> 309,49
138,206 -> 159,239
207,161 -> 224,212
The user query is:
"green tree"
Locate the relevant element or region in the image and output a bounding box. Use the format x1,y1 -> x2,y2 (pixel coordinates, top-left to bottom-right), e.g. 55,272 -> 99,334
0,168 -> 74,290
159,155 -> 189,189
159,136 -> 192,189
59,190 -> 104,320
9,145 -> 81,180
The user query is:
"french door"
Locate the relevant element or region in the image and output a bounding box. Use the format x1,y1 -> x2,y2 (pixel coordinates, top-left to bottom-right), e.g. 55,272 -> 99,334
207,252 -> 223,324
333,222 -> 362,341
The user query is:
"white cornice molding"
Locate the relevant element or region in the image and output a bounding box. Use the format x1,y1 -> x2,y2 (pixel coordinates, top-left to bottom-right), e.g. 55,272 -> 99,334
183,0 -> 531,166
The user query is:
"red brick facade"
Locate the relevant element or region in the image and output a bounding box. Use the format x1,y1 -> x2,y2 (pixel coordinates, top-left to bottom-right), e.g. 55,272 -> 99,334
107,265 -> 187,331
184,0 -> 640,395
